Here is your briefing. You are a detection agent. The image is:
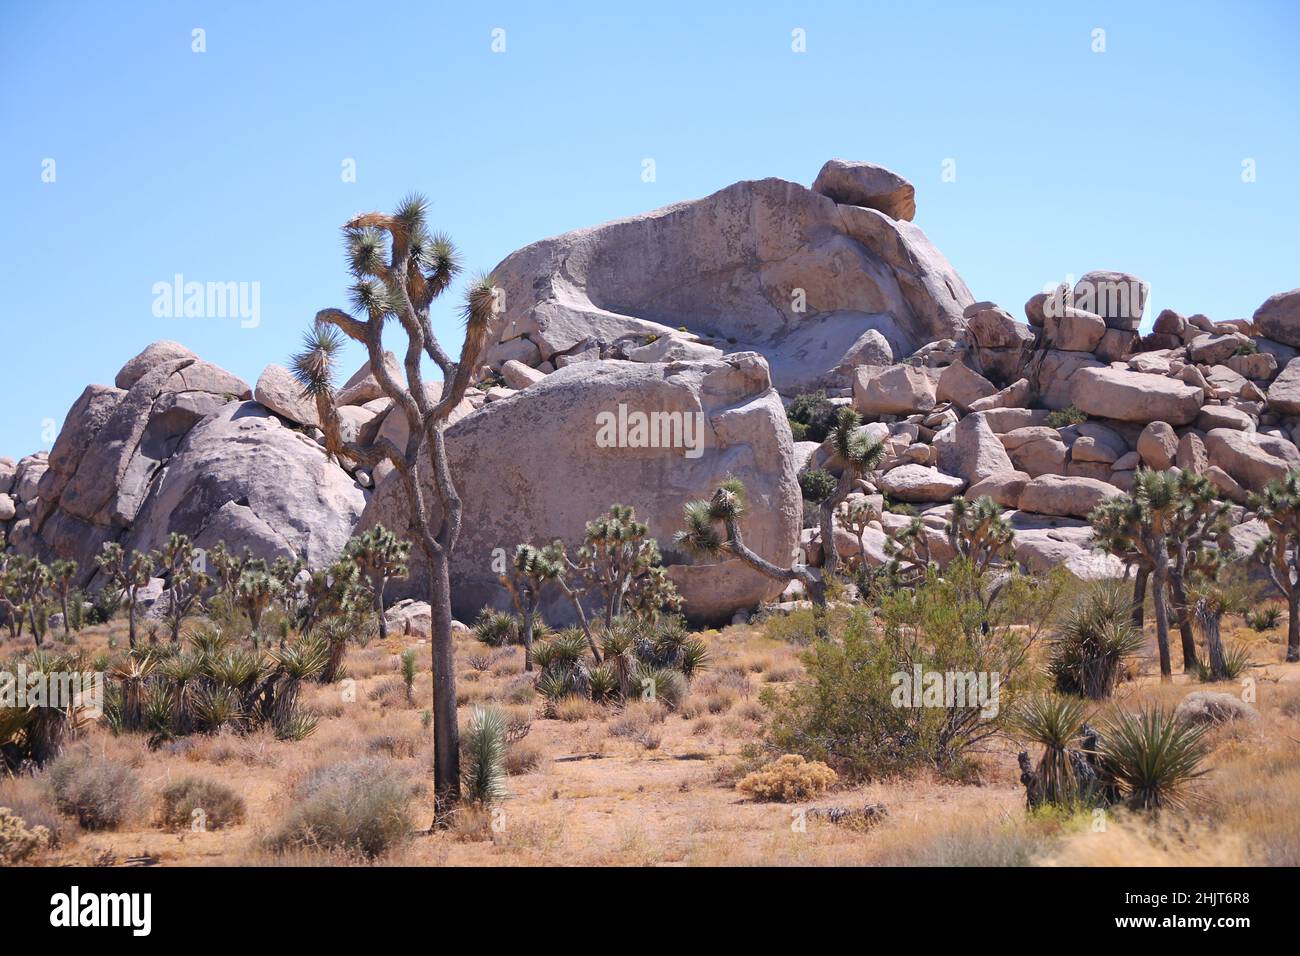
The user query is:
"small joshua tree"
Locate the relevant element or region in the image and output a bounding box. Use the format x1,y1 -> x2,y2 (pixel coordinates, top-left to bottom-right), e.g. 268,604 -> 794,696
14,558 -> 53,647
1249,469 -> 1300,662
49,560 -> 78,637
1090,471 -> 1180,679
344,525 -> 411,641
576,505 -> 679,626
836,496 -> 880,572
153,533 -> 211,644
500,543 -> 561,672
96,543 -> 155,649
818,409 -> 886,578
236,568 -> 278,648
677,478 -> 825,611
290,194 -> 494,815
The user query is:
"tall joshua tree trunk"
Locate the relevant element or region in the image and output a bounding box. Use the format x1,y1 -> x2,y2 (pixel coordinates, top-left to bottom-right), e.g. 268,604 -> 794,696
294,196 -> 494,820
1149,536 -> 1173,679
1131,565 -> 1148,628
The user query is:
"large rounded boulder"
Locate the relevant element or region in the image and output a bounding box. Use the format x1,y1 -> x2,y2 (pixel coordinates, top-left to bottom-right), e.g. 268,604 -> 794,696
359,354 -> 801,625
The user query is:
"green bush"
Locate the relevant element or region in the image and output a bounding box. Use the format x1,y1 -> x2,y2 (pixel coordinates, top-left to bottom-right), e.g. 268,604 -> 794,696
766,563 -> 1058,781
156,777 -> 246,831
787,392 -> 838,443
798,468 -> 838,505
1045,406 -> 1088,429
269,757 -> 414,858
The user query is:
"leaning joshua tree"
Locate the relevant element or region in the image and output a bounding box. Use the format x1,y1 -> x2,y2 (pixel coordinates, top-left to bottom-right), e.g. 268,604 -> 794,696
677,478 -> 826,611
291,194 -> 494,815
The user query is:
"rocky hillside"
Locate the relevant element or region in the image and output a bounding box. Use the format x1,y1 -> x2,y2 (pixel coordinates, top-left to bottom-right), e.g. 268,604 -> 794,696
3,158 -> 1297,622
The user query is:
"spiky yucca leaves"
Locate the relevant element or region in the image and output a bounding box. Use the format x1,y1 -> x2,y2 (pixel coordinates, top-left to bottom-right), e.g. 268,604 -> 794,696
473,608 -> 521,647
629,663 -> 687,711
1012,694 -> 1094,808
1099,706 -> 1211,812
400,649 -> 417,704
1249,468 -> 1300,662
461,707 -> 508,805
192,685 -> 244,735
587,664 -> 620,704
1049,579 -> 1145,699
677,478 -> 826,612
236,570 -> 278,647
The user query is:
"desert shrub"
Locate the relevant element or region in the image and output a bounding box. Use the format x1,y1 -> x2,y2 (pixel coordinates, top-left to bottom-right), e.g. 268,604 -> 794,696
1234,339 -> 1259,356
504,739 -> 543,775
798,468 -> 838,505
47,748 -> 143,830
461,707 -> 508,805
473,608 -> 519,646
766,563 -> 1059,781
156,777 -> 246,831
1048,580 -> 1144,699
0,807 -> 51,864
787,391 -> 838,442
270,757 -> 414,858
1099,706 -> 1211,812
1245,606 -> 1281,631
737,754 -> 837,802
1045,405 -> 1087,428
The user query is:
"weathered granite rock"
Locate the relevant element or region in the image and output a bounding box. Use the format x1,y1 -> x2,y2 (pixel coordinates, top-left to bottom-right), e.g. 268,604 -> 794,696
811,159 -> 916,221
359,354 -> 801,625
1070,367 -> 1202,425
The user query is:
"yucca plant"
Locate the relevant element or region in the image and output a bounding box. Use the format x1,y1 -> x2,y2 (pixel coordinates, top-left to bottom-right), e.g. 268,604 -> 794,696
192,685 -> 244,734
1012,694 -> 1094,808
1049,580 -> 1145,699
1190,641 -> 1254,682
273,707 -> 319,743
587,663 -> 620,704
473,608 -> 520,647
1098,706 -> 1211,812
400,649 -> 418,704
630,664 -> 686,711
461,707 -> 507,805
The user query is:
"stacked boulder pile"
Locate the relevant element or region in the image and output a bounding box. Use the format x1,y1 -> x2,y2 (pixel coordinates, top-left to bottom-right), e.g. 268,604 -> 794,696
5,158 -> 1299,622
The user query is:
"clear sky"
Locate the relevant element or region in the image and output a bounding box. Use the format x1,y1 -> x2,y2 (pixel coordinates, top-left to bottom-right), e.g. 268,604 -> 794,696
1,0 -> 1297,461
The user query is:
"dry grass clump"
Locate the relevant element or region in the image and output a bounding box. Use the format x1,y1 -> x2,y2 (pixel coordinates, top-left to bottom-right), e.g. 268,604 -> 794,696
505,739 -> 543,775
156,777 -> 247,831
47,746 -> 144,831
268,756 -> 416,858
554,696 -> 606,722
737,754 -> 837,802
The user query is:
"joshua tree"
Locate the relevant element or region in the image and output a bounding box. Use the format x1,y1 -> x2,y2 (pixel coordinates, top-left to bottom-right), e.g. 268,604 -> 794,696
298,559 -> 362,639
48,560 -> 78,636
677,478 -> 826,611
1249,469 -> 1300,662
344,525 -> 411,641
1090,471 -> 1181,679
0,533 -> 24,639
13,558 -> 53,647
500,543 -> 560,672
944,495 -> 1016,575
96,543 -> 155,649
290,194 -> 494,815
236,569 -> 277,648
575,505 -> 679,626
836,496 -> 880,572
153,533 -> 211,644
209,542 -> 246,605
818,409 -> 886,578
535,540 -> 601,661
1163,472 -> 1230,672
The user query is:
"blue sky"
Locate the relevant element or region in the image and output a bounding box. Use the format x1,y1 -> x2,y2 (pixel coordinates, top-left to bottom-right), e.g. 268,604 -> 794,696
1,0 -> 1297,460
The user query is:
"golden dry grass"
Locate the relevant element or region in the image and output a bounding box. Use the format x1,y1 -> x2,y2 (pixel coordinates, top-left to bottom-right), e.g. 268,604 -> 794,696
3,603 -> 1298,867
